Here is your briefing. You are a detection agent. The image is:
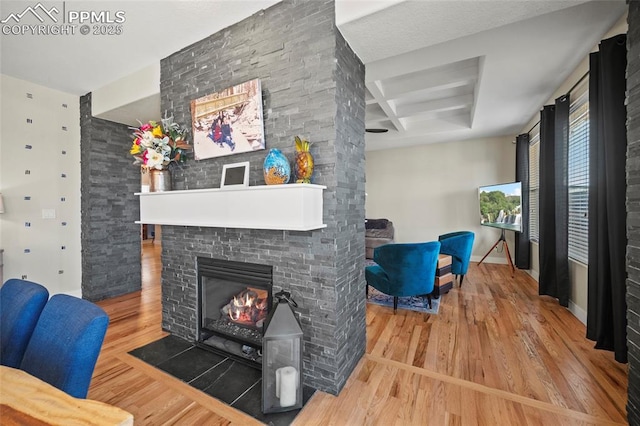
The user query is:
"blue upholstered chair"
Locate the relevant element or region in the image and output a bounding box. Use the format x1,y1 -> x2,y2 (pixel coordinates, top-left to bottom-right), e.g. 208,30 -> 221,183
365,241 -> 441,313
438,231 -> 475,287
1,279 -> 49,368
20,294 -> 109,398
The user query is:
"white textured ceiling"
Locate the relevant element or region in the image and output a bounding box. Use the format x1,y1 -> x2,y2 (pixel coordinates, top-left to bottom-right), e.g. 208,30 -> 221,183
0,0 -> 281,95
0,0 -> 627,151
340,0 -> 626,150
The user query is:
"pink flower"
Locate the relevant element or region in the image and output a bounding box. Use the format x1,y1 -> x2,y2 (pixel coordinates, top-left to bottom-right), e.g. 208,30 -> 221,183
129,117 -> 191,169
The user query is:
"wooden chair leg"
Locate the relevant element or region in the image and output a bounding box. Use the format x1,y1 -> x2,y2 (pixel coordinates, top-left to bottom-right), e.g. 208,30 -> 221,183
427,294 -> 432,308
460,275 -> 465,287
393,296 -> 398,314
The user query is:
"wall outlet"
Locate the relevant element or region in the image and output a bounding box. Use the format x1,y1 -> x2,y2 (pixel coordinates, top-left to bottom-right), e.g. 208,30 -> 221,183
42,209 -> 56,219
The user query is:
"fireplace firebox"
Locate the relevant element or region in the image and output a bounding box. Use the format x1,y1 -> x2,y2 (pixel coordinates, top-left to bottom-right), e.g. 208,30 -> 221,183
196,257 -> 273,366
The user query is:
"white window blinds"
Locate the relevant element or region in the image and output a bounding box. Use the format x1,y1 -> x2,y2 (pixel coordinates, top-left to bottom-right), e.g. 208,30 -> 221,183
529,125 -> 540,243
568,84 -> 589,265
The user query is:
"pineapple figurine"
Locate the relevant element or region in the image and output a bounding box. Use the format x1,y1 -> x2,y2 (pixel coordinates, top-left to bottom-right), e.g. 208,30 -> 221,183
294,136 -> 314,183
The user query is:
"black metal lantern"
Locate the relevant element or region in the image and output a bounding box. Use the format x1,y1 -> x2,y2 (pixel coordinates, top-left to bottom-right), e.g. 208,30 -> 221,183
262,291 -> 303,413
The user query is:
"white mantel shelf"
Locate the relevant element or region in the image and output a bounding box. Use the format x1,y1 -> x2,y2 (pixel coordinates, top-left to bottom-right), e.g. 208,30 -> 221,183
135,184 -> 326,231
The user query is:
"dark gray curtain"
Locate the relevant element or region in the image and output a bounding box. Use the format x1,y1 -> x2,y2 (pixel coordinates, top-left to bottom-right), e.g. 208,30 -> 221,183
515,133 -> 530,269
538,97 -> 570,307
586,34 -> 628,363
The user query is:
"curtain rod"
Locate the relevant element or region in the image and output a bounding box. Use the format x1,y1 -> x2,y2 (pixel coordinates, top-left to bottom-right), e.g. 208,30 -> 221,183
526,70 -> 590,135
526,120 -> 539,136
566,71 -> 589,97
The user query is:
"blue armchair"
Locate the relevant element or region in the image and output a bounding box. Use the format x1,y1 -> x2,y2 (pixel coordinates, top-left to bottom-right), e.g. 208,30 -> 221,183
20,294 -> 109,398
365,241 -> 441,313
1,279 -> 49,368
438,231 -> 475,287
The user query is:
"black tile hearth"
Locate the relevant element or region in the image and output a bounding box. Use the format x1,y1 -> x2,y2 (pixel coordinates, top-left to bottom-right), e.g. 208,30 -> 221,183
128,334 -> 193,366
129,335 -> 315,425
203,361 -> 262,404
190,358 -> 234,390
157,345 -> 226,382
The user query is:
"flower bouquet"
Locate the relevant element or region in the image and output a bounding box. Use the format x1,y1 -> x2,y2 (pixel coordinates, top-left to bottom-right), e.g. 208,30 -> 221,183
129,116 -> 191,170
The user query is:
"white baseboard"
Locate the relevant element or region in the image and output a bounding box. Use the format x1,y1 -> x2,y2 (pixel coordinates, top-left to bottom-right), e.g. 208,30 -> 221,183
470,255 -> 508,265
523,270 -> 585,324
569,300 -> 587,325
473,262 -> 585,324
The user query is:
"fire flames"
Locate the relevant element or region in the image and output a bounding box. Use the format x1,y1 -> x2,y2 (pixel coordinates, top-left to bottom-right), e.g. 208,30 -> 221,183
224,288 -> 268,327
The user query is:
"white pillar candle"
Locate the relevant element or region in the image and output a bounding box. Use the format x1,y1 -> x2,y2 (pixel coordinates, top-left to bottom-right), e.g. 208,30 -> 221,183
275,366 -> 298,408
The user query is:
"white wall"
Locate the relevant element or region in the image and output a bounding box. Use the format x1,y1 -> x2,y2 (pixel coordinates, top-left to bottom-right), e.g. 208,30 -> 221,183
366,136 -> 516,264
0,75 -> 81,297
91,63 -> 160,127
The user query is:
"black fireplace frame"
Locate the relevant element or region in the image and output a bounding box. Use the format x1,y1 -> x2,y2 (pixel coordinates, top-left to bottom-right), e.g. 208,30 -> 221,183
196,257 -> 273,367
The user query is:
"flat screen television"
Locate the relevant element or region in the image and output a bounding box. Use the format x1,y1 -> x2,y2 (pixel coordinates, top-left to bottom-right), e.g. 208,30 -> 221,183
478,182 -> 522,233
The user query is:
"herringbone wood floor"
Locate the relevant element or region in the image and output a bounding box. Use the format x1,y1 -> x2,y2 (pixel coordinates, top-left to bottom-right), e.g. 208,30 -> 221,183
88,242 -> 628,425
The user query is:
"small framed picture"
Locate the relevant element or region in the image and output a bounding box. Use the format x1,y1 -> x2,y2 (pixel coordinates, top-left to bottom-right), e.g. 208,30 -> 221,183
221,161 -> 250,188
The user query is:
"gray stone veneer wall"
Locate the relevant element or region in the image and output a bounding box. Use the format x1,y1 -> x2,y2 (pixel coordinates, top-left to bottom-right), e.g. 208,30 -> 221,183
80,94 -> 141,301
331,29 -> 367,388
628,3 -> 640,423
159,0 -> 365,394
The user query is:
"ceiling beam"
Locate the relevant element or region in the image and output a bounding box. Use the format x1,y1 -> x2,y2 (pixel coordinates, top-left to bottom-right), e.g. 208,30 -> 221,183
395,94 -> 473,118
366,80 -> 405,132
381,63 -> 478,99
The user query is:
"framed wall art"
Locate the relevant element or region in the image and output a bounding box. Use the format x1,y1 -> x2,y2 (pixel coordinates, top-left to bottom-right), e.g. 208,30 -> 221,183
191,78 -> 265,160
221,161 -> 250,188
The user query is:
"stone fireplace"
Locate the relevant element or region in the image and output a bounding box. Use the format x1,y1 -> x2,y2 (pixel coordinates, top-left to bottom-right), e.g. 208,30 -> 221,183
158,0 -> 366,395
196,257 -> 272,365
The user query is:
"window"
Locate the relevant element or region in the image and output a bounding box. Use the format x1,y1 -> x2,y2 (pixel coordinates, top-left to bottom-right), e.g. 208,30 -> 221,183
527,81 -> 589,265
529,125 -> 540,243
568,85 -> 589,264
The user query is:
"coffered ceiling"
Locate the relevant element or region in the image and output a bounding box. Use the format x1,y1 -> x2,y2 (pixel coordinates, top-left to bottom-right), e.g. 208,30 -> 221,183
0,1 -> 627,151
337,0 -> 626,150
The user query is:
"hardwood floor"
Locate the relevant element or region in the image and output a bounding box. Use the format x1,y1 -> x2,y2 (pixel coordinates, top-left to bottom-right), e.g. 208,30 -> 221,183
89,242 -> 628,425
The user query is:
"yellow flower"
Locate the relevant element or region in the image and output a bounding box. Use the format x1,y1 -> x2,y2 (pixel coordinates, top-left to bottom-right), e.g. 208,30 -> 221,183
130,143 -> 141,155
152,126 -> 163,138
129,117 -> 191,168
129,143 -> 142,155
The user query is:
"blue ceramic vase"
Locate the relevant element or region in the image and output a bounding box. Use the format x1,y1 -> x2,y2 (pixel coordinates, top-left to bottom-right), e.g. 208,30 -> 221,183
263,148 -> 290,185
